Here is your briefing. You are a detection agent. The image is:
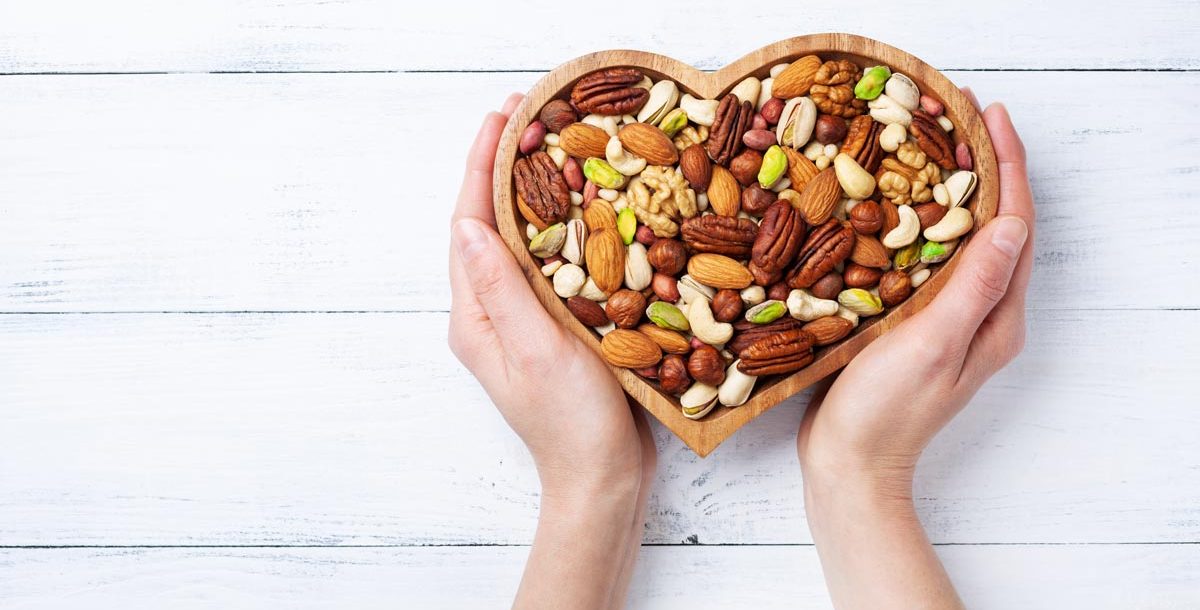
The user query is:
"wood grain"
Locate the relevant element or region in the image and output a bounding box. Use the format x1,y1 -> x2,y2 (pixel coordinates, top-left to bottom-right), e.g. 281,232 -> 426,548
492,35 -> 999,456
0,1 -> 1196,72
1,545 -> 1197,609
1,310 -> 1196,546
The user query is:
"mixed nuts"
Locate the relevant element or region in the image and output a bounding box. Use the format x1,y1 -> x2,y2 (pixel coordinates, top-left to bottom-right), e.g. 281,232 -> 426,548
513,54 -> 979,420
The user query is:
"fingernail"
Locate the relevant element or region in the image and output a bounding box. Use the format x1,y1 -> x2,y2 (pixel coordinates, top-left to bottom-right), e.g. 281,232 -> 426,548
991,216 -> 1028,258
453,219 -> 489,261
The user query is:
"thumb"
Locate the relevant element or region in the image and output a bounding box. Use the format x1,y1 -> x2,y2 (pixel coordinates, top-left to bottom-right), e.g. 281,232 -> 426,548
922,215 -> 1029,340
451,217 -> 559,355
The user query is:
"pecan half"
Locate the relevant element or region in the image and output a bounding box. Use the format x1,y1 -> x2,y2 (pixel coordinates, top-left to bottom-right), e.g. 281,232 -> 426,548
570,68 -> 650,116
786,220 -> 856,289
810,60 -> 866,118
909,110 -> 957,170
680,215 -> 758,258
728,317 -> 804,357
514,151 -> 570,227
841,116 -> 884,173
705,93 -> 754,165
737,328 -> 816,376
752,199 -> 806,277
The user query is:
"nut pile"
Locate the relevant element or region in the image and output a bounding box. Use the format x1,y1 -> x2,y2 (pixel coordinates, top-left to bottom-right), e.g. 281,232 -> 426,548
514,57 -> 979,420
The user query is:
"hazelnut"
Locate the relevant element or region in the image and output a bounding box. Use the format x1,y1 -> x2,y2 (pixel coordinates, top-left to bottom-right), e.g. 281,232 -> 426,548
767,281 -> 791,302
814,114 -> 848,145
658,354 -> 691,395
634,366 -> 659,379
810,272 -> 844,301
687,345 -> 726,386
647,239 -> 687,275
843,263 -> 883,288
760,97 -> 785,125
711,289 -> 744,323
605,289 -> 646,328
878,270 -> 912,307
728,149 -> 764,187
912,202 -> 948,229
651,273 -> 681,303
539,99 -> 577,134
849,200 -> 883,235
741,183 -> 778,215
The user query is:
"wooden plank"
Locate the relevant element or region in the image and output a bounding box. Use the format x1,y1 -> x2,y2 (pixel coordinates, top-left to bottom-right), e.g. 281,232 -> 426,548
0,544 -> 1196,609
0,1 -> 1196,72
0,71 -> 1197,312
1,310 -> 1196,545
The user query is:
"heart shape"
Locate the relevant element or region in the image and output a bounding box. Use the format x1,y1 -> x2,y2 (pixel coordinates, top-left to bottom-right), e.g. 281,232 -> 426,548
492,34 -> 997,456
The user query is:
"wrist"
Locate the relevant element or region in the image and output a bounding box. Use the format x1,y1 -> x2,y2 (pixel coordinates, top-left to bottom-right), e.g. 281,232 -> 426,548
802,449 -> 916,515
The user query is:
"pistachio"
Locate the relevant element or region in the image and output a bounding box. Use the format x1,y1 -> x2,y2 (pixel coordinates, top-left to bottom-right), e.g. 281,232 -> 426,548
786,289 -> 839,321
758,145 -> 788,189
837,288 -> 883,316
637,79 -> 680,124
883,73 -> 920,110
944,170 -> 978,208
658,108 -> 688,138
624,241 -> 652,290
529,223 -> 566,258
606,136 -> 647,177
680,94 -> 719,126
854,65 -> 891,100
583,157 -> 626,189
578,277 -> 609,301
617,206 -> 638,245
777,97 -> 817,149
677,274 -> 716,305
882,204 -> 920,248
923,206 -> 973,242
717,360 -> 757,407
553,263 -> 587,298
647,301 -> 690,331
745,299 -> 787,324
680,382 -> 719,419
893,240 -> 922,270
562,219 -> 587,265
833,153 -> 876,199
867,94 -> 912,127
920,239 -> 959,264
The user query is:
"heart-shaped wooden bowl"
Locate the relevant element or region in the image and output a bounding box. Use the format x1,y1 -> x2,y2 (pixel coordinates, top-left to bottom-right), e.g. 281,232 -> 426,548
493,33 -> 997,457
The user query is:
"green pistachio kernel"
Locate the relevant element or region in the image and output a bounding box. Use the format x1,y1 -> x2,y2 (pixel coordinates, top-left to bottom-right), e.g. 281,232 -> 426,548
854,65 -> 892,100
745,300 -> 787,324
583,157 -> 625,189
758,145 -> 788,188
658,108 -> 688,137
617,207 -> 637,245
646,301 -> 690,331
920,239 -> 959,264
893,240 -> 922,270
529,222 -> 567,258
837,288 -> 883,317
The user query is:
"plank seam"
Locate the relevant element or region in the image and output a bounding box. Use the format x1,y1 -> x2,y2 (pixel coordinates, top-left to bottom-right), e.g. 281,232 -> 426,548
2,542 -> 1197,549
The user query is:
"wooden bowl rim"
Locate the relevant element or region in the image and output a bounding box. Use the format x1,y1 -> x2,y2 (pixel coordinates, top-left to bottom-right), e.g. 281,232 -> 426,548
492,33 -> 999,457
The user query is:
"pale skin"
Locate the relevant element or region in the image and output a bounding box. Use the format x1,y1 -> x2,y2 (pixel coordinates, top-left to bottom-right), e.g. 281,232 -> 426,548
449,88 -> 1034,609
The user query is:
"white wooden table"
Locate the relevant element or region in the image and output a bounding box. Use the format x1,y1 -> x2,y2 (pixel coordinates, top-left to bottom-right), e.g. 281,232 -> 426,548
1,2 -> 1197,608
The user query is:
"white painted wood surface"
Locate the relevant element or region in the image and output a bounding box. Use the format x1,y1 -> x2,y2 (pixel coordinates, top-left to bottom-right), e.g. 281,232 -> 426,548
1,2 -> 1198,607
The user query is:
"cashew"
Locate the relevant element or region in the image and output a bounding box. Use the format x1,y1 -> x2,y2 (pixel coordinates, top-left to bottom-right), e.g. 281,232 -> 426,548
624,242 -> 652,291
718,360 -> 757,407
868,94 -> 912,127
578,277 -> 609,301
882,204 -> 920,248
924,206 -> 974,242
686,298 -> 733,345
786,289 -> 838,321
834,305 -> 860,327
680,94 -> 719,126
605,136 -> 647,176
879,122 -> 907,152
582,113 -> 619,137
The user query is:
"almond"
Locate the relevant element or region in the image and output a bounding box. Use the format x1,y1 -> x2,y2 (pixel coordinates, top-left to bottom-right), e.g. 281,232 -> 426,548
687,253 -> 753,289
583,198 -> 617,232
678,143 -> 711,191
880,200 -> 901,240
771,55 -> 822,98
802,316 -> 854,346
559,122 -> 610,159
912,202 -> 948,229
585,227 -> 626,293
566,296 -> 608,327
638,323 -> 691,355
782,145 -> 819,191
850,234 -> 890,269
707,165 -> 741,217
796,167 -> 840,225
618,123 -> 679,165
600,329 -> 662,369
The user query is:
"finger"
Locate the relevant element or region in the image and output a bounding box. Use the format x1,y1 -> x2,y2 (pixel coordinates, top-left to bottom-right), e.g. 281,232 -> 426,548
958,294 -> 1026,390
961,86 -> 982,111
452,109 -> 512,228
452,217 -> 559,355
915,215 -> 1029,346
501,92 -> 525,115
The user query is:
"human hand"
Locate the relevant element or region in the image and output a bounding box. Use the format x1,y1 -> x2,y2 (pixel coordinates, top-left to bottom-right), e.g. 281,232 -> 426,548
798,96 -> 1035,492
448,94 -> 654,609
